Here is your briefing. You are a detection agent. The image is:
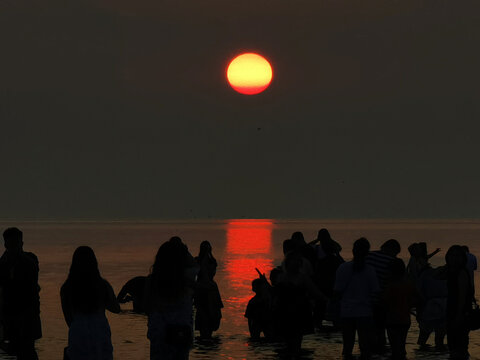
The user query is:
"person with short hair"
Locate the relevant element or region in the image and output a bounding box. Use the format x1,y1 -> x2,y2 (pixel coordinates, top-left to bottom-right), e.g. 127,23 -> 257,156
0,227 -> 41,359
383,258 -> 418,360
245,277 -> 273,339
446,245 -> 472,360
366,239 -> 401,353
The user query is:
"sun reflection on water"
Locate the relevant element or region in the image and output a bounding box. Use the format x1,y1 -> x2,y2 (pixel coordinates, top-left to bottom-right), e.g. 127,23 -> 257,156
224,220 -> 274,311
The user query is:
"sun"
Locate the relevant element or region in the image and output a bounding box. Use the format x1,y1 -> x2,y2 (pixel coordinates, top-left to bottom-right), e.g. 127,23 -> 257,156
226,53 -> 273,95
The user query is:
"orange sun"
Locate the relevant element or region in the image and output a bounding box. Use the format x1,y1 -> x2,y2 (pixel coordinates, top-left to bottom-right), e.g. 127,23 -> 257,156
226,53 -> 273,95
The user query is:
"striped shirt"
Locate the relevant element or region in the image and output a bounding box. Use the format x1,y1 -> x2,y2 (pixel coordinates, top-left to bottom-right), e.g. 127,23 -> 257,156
366,251 -> 396,293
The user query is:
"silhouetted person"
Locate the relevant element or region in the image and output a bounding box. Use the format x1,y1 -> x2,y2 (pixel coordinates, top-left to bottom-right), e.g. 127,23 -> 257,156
462,245 -> 477,294
382,259 -> 418,360
291,231 -> 317,271
274,252 -> 326,357
145,237 -> 198,360
61,246 -> 120,360
0,227 -> 41,359
194,241 -> 223,339
117,276 -> 147,313
269,267 -> 282,287
366,239 -> 401,353
407,242 -> 440,285
281,237 -> 313,277
311,229 -> 344,327
245,277 -> 273,340
416,265 -> 447,350
310,228 -> 343,261
446,245 -> 472,360
334,237 -> 379,360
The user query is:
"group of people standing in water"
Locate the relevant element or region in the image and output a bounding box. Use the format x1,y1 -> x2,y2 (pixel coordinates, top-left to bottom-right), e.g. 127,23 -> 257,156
0,227 -> 223,360
244,230 -> 477,360
0,226 -> 477,360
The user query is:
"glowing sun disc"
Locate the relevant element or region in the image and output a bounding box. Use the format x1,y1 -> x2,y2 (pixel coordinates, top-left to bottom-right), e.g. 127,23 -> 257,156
227,53 -> 273,95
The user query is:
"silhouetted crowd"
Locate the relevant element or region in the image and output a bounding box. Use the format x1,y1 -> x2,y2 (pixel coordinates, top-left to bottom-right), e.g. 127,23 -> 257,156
244,230 -> 478,360
0,227 -> 477,360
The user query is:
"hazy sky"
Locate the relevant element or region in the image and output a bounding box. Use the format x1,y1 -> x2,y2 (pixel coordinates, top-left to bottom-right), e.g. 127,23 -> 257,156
1,0 -> 479,220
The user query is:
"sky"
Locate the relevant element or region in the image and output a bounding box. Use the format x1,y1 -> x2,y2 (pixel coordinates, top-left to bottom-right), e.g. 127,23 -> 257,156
1,0 -> 479,220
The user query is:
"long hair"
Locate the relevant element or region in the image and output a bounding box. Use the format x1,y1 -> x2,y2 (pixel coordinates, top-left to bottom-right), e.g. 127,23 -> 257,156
352,237 -> 370,272
198,241 -> 213,261
150,237 -> 189,299
197,240 -> 217,280
63,246 -> 104,312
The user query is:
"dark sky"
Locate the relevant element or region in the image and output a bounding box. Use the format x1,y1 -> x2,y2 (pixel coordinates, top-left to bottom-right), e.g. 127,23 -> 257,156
1,0 -> 479,220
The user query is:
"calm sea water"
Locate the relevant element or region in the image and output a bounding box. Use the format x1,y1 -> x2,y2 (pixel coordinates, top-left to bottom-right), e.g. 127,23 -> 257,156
0,219 -> 479,360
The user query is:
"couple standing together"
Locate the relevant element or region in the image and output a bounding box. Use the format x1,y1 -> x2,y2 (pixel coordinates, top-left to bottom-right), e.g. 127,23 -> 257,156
63,236 -> 206,360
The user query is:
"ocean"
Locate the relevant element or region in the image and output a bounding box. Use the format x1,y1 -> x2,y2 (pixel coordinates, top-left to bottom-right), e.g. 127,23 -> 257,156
0,219 -> 479,360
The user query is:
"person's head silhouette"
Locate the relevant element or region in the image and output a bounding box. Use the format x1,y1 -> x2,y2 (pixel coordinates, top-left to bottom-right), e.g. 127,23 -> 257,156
3,227 -> 23,253
69,246 -> 100,279
199,240 -> 212,256
352,237 -> 370,272
353,237 -> 370,259
446,245 -> 467,272
380,239 -> 401,257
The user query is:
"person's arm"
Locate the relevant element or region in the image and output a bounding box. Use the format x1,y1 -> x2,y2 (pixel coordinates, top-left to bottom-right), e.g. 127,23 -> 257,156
105,280 -> 121,314
428,248 -> 441,259
117,282 -> 131,304
255,268 -> 272,289
60,285 -> 73,327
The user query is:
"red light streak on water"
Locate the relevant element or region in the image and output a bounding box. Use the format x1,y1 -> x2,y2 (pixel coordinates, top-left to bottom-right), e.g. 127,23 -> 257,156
224,220 -> 274,311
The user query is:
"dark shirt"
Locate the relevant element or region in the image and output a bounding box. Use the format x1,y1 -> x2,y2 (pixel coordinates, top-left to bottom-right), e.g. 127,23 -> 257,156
0,250 -> 42,340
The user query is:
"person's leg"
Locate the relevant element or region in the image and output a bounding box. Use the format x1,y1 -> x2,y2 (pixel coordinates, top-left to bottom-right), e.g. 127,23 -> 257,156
417,322 -> 432,347
286,333 -> 303,356
434,325 -> 447,350
248,319 -> 261,339
357,317 -> 374,360
447,324 -> 470,360
398,324 -> 410,360
341,318 -> 356,358
372,306 -> 387,353
387,327 -> 400,359
15,339 -> 38,360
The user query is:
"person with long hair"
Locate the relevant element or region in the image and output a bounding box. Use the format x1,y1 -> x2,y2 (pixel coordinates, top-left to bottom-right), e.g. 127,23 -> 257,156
334,238 -> 379,360
274,250 -> 326,357
194,241 -> 223,339
60,246 -> 120,360
145,237 -> 198,360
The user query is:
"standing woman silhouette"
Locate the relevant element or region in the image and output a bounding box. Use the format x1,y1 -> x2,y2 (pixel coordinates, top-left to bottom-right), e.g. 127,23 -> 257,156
145,237 -> 199,360
61,246 -> 120,360
194,240 -> 223,339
